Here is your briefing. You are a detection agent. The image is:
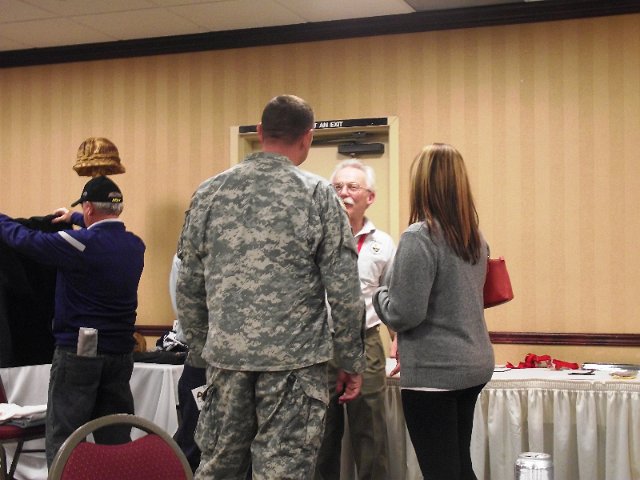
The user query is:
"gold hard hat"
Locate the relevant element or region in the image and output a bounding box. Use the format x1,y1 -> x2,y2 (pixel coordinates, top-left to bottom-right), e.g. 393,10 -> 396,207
73,137 -> 126,177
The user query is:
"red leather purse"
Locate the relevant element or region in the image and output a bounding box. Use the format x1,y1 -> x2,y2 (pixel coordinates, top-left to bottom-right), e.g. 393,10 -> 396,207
483,257 -> 514,308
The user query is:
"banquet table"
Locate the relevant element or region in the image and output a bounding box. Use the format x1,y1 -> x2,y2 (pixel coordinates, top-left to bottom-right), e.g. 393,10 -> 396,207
3,362 -> 640,480
0,362 -> 183,480
379,366 -> 640,480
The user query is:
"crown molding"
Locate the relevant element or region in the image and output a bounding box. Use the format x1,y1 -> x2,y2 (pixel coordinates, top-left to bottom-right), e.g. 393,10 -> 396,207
2,0 -> 640,68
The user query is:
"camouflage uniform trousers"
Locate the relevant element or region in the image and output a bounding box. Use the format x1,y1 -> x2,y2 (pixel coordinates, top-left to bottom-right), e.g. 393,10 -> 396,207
195,362 -> 328,480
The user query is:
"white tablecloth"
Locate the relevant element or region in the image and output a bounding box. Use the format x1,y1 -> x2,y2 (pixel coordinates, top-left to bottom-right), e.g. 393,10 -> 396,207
382,366 -> 640,480
5,362 -> 639,480
0,362 -> 184,480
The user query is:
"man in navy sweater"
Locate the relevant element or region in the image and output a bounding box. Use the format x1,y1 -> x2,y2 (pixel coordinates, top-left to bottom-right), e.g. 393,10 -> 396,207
0,175 -> 145,466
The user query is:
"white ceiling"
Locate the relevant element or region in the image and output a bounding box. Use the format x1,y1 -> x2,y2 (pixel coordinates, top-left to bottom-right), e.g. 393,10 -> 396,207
0,0 -> 526,53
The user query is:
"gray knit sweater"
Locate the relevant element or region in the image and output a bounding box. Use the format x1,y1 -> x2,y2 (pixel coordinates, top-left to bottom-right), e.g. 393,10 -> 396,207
373,221 -> 494,390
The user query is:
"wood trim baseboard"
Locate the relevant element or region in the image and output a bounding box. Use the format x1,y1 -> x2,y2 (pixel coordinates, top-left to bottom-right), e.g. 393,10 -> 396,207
137,324 -> 640,347
136,325 -> 174,337
489,332 -> 640,347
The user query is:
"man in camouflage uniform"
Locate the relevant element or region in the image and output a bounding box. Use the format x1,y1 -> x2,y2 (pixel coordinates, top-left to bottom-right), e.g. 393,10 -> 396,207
176,94 -> 366,480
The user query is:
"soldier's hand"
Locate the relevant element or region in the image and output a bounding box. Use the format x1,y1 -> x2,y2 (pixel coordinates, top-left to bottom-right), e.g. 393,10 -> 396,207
336,370 -> 362,404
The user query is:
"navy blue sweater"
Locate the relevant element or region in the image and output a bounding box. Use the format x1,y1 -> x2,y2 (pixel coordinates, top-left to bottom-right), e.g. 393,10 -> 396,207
0,212 -> 145,354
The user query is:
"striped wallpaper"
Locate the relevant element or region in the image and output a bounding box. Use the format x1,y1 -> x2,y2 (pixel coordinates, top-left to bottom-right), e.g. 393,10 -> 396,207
1,13 -> 639,364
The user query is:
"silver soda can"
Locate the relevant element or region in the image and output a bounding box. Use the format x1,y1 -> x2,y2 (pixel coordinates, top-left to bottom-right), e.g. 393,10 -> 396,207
514,452 -> 553,480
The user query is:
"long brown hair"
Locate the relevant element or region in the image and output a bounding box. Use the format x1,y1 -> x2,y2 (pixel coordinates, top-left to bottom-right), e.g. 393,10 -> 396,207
409,143 -> 482,263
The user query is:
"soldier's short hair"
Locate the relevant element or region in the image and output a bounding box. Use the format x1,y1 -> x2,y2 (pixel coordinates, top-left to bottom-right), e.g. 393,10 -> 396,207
261,95 -> 314,145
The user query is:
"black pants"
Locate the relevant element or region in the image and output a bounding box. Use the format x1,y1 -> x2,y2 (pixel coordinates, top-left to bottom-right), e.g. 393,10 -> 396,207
401,383 -> 485,480
174,363 -> 207,472
46,348 -> 135,467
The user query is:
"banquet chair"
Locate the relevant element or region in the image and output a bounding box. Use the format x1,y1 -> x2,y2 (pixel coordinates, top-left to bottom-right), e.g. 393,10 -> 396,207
48,413 -> 192,480
0,374 -> 46,480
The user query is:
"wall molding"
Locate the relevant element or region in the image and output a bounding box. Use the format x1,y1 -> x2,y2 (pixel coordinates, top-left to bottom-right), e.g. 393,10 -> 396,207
137,324 -> 640,347
136,325 -> 175,337
2,0 -> 640,68
489,332 -> 640,347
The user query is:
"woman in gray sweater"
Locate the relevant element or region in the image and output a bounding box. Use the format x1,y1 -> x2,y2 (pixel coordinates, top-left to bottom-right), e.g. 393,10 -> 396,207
373,143 -> 494,480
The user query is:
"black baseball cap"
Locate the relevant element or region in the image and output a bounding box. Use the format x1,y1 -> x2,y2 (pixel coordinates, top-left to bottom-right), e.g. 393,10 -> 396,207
71,175 -> 123,207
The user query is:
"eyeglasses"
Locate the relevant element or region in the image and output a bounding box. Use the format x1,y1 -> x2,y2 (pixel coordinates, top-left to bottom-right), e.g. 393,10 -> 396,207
332,182 -> 368,194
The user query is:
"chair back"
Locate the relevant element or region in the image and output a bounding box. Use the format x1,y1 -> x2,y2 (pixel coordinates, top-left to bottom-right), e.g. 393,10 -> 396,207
48,414 -> 192,480
1,372 -> 47,480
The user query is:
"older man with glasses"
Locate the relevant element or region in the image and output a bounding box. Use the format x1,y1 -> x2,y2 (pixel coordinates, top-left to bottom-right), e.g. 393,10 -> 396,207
316,159 -> 396,480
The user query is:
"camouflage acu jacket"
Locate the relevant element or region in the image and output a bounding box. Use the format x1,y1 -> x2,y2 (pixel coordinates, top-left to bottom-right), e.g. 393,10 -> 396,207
177,152 -> 366,373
